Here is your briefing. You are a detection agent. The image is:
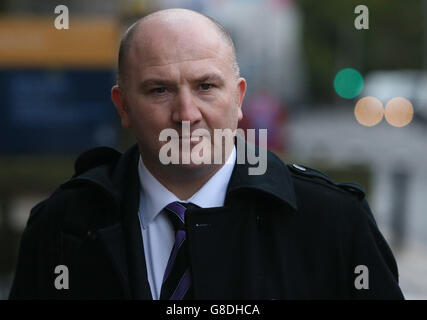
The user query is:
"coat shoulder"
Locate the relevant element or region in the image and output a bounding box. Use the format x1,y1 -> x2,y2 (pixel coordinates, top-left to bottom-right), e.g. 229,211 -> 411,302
25,186 -> 98,232
73,146 -> 121,177
26,146 -> 123,231
286,163 -> 366,200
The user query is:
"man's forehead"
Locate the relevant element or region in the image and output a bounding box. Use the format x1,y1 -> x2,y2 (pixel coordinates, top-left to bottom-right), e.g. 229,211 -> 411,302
128,13 -> 231,68
132,43 -> 224,69
139,63 -> 226,81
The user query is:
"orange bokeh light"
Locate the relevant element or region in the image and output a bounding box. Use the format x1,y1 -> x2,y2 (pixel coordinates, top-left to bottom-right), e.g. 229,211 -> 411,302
384,97 -> 414,127
354,96 -> 384,127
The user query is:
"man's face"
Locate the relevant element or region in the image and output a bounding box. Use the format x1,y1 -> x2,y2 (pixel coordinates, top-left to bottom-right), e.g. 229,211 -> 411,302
112,16 -> 246,171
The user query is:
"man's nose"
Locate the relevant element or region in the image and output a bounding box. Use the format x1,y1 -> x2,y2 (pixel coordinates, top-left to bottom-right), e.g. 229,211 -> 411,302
171,87 -> 202,124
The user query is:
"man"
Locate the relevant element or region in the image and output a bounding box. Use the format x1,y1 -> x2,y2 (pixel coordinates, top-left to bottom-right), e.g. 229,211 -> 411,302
10,8 -> 404,299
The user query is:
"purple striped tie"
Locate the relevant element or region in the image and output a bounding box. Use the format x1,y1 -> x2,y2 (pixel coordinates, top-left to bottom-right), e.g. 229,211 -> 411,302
160,202 -> 195,300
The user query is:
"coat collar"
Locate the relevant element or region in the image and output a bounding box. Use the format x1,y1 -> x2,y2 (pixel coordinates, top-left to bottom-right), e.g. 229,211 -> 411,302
64,137 -> 298,212
226,136 -> 297,211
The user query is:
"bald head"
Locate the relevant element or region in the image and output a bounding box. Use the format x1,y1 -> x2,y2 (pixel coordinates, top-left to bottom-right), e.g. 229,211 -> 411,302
117,8 -> 239,88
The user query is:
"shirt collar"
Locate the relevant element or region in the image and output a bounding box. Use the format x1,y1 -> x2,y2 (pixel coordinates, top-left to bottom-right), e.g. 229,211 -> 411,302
138,146 -> 237,228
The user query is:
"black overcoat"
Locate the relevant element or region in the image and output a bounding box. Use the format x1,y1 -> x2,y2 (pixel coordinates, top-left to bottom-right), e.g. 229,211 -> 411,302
9,143 -> 404,299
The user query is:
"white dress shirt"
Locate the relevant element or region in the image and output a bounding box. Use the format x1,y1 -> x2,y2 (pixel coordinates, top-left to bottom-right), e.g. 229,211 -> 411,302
137,146 -> 236,300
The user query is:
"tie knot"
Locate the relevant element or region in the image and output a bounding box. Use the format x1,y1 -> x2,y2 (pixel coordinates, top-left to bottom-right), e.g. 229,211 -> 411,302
164,202 -> 194,231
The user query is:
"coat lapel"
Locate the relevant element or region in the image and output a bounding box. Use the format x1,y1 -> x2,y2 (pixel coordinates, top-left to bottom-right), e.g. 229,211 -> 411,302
121,187 -> 153,300
114,145 -> 153,300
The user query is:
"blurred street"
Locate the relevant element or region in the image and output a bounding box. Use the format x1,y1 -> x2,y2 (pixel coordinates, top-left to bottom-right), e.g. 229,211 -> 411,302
395,238 -> 427,299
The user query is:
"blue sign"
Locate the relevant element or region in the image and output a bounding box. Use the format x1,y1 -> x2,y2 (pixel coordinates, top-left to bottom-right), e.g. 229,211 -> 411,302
0,69 -> 120,155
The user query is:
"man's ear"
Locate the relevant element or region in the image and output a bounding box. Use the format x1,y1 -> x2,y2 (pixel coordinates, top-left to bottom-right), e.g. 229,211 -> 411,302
111,85 -> 132,128
236,77 -> 247,121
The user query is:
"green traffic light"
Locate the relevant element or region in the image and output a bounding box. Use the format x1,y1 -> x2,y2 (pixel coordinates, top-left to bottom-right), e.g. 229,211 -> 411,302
334,68 -> 364,99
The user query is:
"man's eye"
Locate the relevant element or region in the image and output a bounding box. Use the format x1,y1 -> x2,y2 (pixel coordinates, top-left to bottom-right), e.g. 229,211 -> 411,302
199,83 -> 213,91
151,87 -> 167,94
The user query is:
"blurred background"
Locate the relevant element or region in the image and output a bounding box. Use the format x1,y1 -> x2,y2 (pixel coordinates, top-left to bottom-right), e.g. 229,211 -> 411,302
0,0 -> 426,299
